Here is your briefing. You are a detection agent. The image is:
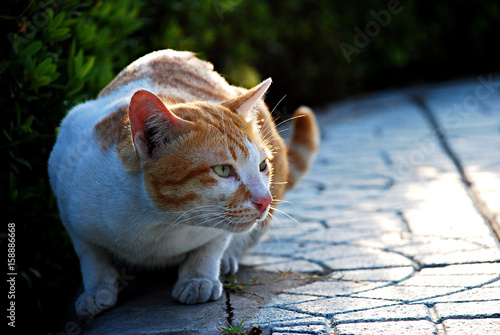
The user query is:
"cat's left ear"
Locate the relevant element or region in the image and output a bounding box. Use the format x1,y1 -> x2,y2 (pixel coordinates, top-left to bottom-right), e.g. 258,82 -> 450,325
129,90 -> 193,160
221,78 -> 272,122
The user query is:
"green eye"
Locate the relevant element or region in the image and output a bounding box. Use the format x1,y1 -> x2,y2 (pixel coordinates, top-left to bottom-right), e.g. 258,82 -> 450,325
259,159 -> 268,172
213,165 -> 234,178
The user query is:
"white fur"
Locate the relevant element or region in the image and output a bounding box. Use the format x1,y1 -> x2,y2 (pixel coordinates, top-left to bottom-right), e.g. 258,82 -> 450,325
48,51 -> 273,318
49,77 -> 234,318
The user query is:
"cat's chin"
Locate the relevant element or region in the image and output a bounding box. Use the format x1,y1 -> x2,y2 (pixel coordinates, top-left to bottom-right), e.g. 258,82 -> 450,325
225,219 -> 259,233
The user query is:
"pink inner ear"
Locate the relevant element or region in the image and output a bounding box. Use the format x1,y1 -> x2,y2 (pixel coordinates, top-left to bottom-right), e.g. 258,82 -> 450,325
129,89 -> 192,138
128,89 -> 194,159
129,90 -> 169,137
237,78 -> 272,118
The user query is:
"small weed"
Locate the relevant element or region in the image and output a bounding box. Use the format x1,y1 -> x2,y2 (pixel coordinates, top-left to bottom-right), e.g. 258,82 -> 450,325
224,280 -> 249,293
222,274 -> 249,293
221,275 -> 264,299
216,319 -> 246,335
270,268 -> 294,281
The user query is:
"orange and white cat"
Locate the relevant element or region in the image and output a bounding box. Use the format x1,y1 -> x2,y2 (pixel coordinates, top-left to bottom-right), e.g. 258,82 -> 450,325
48,50 -> 319,318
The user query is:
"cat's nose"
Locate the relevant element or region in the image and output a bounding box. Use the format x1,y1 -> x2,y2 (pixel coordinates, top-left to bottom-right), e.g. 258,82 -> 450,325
252,194 -> 273,214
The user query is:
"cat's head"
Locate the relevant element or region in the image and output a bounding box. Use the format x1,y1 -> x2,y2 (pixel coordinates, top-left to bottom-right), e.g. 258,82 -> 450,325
128,79 -> 274,233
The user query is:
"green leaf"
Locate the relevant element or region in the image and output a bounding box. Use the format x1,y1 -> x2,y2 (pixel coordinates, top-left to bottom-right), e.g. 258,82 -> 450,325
19,41 -> 43,58
67,80 -> 84,97
51,11 -> 66,28
30,75 -> 54,89
47,27 -> 71,41
45,10 -> 71,41
74,49 -> 83,78
67,40 -> 76,78
20,115 -> 35,134
78,56 -> 95,78
34,57 -> 53,77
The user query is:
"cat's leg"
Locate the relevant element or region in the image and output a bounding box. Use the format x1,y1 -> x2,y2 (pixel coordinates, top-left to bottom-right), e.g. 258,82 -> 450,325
172,234 -> 231,304
220,227 -> 265,275
71,236 -> 119,319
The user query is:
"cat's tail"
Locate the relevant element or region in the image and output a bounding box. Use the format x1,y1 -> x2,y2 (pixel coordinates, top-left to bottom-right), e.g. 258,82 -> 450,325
286,106 -> 320,190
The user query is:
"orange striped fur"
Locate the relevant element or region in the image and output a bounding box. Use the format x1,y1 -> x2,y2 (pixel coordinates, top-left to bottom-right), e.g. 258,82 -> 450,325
50,50 -> 320,317
94,51 -> 319,229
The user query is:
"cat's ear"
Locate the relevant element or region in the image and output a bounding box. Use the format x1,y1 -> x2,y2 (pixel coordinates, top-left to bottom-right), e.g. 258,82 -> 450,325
129,90 -> 193,160
221,78 -> 272,122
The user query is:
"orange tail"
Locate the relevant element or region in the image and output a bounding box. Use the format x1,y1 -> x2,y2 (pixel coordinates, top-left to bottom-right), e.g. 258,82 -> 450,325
286,106 -> 320,190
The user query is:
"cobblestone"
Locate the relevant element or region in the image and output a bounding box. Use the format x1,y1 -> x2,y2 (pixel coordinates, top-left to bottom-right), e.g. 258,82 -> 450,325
334,320 -> 439,335
242,78 -> 500,334
72,79 -> 500,334
442,318 -> 500,335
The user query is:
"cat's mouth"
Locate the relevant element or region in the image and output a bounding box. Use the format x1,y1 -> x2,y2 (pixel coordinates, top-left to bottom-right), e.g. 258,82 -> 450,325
226,211 -> 272,232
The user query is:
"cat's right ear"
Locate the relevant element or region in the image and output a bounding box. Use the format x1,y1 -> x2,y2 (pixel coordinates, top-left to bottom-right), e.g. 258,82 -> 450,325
129,90 -> 193,160
221,78 -> 272,123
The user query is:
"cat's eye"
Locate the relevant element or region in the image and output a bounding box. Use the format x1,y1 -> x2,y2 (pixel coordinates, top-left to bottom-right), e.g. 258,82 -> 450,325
212,165 -> 234,178
259,159 -> 268,172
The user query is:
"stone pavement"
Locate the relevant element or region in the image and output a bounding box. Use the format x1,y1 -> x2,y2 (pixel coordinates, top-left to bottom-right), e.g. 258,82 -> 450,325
240,76 -> 500,334
66,77 -> 500,335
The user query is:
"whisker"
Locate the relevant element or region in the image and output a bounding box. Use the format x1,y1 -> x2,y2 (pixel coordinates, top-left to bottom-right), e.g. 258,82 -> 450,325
262,214 -> 274,228
259,113 -> 304,144
274,114 -> 305,129
171,211 -> 218,227
156,206 -> 223,240
257,94 -> 286,140
271,198 -> 294,205
270,181 -> 288,185
177,211 -> 228,244
275,127 -> 290,136
270,94 -> 286,115
191,221 -> 225,245
170,206 -> 220,223
267,212 -> 283,229
269,205 -> 308,233
265,212 -> 285,243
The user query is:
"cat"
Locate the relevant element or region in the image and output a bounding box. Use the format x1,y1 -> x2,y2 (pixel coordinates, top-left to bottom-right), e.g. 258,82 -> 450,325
48,49 -> 319,319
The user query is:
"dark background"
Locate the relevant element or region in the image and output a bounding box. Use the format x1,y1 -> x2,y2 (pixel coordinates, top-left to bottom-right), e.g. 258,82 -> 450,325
2,0 -> 499,333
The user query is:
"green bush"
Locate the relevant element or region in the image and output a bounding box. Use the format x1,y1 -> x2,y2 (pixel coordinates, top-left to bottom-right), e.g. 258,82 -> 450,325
1,0 -> 144,332
136,0 -> 500,108
2,0 -> 499,333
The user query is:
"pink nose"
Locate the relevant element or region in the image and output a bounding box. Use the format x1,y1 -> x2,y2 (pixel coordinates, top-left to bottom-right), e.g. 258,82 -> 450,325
253,194 -> 273,214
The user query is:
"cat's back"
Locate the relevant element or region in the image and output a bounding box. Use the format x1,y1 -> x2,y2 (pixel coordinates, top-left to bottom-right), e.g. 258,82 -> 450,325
99,49 -> 238,103
58,50 -> 237,143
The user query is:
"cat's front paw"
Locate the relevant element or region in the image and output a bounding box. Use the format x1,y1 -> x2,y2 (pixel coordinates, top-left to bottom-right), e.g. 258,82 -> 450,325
172,277 -> 222,304
75,284 -> 118,319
